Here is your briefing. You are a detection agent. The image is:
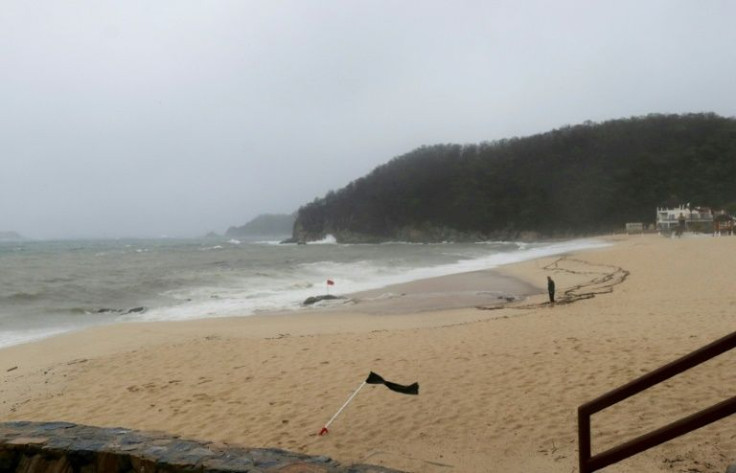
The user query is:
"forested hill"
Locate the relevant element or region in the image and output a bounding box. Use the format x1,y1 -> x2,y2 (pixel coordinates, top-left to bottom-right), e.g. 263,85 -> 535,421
293,113 -> 736,243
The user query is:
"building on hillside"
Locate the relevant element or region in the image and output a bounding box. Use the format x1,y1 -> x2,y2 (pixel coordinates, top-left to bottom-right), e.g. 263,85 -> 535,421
656,205 -> 713,234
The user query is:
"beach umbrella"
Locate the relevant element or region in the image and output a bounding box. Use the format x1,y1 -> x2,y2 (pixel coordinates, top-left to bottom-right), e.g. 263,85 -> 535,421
318,371 -> 419,436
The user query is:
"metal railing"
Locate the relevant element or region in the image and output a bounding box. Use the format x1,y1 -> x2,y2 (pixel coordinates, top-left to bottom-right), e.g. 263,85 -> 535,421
578,330 -> 736,473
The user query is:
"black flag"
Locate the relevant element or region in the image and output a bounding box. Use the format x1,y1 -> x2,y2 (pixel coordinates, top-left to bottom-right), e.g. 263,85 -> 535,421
365,371 -> 419,395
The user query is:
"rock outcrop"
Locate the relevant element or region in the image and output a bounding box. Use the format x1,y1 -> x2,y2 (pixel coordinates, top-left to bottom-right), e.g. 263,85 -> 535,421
0,421 -> 402,473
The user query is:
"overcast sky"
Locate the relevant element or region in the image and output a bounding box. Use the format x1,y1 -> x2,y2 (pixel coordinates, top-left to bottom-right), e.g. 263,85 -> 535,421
2,1 -> 735,239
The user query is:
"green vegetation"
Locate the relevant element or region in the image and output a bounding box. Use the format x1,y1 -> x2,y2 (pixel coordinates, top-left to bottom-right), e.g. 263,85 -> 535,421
294,113 -> 736,243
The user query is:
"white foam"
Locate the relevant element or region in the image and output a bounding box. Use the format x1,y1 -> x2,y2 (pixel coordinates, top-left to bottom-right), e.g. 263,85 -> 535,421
256,239 -> 287,245
292,238 -> 610,296
310,234 -> 337,244
122,238 -> 609,323
0,327 -> 71,349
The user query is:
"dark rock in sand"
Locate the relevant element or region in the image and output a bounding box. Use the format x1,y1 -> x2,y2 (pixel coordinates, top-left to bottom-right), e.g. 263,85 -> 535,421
303,294 -> 345,306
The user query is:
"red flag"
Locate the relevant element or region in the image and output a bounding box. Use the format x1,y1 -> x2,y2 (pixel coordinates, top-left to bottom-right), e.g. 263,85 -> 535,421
327,279 -> 335,286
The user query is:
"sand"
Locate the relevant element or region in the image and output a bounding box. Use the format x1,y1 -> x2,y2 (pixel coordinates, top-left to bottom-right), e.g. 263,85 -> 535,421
0,234 -> 734,473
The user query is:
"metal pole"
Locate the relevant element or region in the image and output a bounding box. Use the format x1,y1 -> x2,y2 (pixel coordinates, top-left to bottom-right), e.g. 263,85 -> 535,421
319,381 -> 367,435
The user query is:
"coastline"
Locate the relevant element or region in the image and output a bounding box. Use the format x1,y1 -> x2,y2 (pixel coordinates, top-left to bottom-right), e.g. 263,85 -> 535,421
0,237 -> 606,350
0,234 -> 734,472
0,264 -> 541,374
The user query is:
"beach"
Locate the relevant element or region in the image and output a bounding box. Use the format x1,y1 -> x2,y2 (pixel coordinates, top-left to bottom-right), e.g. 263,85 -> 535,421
0,234 -> 734,472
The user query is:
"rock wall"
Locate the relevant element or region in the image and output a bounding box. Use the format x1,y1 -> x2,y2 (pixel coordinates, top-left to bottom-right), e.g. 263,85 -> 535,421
0,421 -> 402,473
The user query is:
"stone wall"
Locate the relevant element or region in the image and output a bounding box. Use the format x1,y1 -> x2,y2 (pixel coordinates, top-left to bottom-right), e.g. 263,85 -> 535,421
0,421 -> 403,473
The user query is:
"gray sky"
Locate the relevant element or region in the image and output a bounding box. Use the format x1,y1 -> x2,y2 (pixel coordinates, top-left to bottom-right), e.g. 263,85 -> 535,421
2,1 -> 735,239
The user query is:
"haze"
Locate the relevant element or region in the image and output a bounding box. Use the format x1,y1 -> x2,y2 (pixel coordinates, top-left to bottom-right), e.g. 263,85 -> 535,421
2,1 -> 735,239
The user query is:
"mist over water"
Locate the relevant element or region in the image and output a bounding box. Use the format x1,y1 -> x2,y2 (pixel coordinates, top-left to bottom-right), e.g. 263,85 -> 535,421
0,237 -> 608,348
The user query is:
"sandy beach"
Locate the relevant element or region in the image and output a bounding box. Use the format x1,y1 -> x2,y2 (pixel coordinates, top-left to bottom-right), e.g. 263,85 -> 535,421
0,234 -> 734,473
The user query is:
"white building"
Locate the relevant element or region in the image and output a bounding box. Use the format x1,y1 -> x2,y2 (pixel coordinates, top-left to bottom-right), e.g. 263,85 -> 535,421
656,205 -> 713,232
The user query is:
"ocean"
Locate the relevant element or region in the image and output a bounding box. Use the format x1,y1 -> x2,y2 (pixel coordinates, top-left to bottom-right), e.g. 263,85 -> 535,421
0,236 -> 609,349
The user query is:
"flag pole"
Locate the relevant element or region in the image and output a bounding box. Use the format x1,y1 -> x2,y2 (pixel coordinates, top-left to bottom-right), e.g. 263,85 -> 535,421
319,381 -> 367,436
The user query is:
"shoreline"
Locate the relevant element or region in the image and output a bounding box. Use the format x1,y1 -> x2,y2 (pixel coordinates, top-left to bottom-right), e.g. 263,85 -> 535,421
0,237 -> 602,351
1,234 -> 734,473
0,264 -> 543,374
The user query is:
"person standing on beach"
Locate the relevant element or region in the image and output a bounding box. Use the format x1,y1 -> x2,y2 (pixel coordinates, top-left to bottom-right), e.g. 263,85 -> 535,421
547,276 -> 555,304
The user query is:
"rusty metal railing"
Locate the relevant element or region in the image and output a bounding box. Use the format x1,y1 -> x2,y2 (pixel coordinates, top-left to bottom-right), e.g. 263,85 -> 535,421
578,330 -> 736,473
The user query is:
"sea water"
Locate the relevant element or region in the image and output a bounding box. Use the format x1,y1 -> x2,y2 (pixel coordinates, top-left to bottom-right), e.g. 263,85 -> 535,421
0,236 -> 609,348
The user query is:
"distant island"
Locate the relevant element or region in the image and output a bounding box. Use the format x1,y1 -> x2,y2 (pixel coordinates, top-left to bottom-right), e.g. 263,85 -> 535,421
0,231 -> 27,242
225,213 -> 296,239
292,113 -> 736,243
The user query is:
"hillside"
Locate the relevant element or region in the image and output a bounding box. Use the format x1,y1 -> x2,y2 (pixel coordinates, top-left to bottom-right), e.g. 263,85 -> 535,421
225,213 -> 295,238
0,231 -> 26,242
293,113 -> 736,242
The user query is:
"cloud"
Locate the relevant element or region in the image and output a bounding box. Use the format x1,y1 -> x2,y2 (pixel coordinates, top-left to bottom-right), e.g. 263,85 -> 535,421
1,0 -> 735,238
